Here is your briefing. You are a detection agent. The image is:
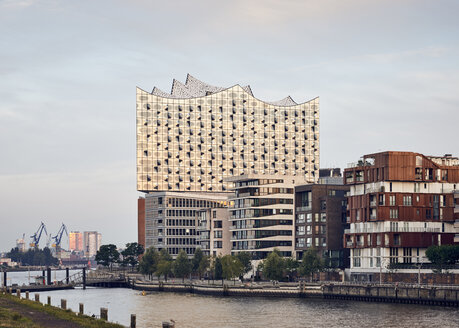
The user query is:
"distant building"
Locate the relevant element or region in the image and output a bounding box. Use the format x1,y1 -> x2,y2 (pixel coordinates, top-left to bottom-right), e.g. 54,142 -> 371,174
196,208 -> 231,257
343,151 -> 459,280
226,174 -> 306,259
294,181 -> 350,268
83,231 -> 102,258
69,231 -> 83,252
15,237 -> 26,252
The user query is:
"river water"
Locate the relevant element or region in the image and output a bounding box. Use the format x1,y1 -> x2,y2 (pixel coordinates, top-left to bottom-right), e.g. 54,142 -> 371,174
4,271 -> 459,328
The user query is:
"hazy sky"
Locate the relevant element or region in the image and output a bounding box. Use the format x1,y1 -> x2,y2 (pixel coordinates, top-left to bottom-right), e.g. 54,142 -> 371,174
1,0 -> 458,251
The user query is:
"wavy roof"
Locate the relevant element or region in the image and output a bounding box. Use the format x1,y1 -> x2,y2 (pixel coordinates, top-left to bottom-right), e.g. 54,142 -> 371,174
150,74 -> 299,106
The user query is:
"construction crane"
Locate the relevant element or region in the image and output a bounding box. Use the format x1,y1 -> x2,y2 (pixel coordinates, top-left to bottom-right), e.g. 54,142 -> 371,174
30,222 -> 47,248
52,223 -> 68,252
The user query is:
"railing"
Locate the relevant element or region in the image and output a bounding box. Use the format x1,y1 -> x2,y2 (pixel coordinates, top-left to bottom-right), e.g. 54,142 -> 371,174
296,206 -> 311,212
345,227 -> 442,234
370,201 -> 376,207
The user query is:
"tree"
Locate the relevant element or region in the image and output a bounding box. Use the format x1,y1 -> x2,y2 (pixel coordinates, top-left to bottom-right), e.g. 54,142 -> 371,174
198,255 -> 210,279
221,255 -> 243,284
174,250 -> 192,282
192,248 -> 204,276
426,245 -> 459,273
214,256 -> 223,281
95,244 -> 120,270
156,248 -> 173,281
121,242 -> 145,269
236,252 -> 252,278
284,258 -> 299,282
263,249 -> 285,281
139,247 -> 159,278
299,248 -> 324,281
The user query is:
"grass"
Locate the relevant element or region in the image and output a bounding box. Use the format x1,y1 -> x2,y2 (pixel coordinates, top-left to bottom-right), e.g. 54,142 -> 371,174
0,293 -> 124,328
0,304 -> 41,328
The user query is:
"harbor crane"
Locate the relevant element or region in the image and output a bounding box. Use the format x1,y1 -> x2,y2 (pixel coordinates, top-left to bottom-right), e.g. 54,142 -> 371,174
30,221 -> 47,248
52,223 -> 68,252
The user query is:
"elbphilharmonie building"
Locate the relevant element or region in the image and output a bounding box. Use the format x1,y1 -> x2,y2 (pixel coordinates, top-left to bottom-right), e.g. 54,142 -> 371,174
136,74 -> 320,193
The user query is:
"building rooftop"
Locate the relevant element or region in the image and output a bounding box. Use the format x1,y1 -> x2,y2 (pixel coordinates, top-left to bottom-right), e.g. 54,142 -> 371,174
150,74 -> 300,106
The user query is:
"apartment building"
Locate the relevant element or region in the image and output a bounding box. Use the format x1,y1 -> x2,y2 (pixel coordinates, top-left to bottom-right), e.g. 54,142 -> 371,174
343,151 -> 459,278
196,208 -> 231,256
143,192 -> 229,257
226,174 -> 307,259
295,182 -> 349,268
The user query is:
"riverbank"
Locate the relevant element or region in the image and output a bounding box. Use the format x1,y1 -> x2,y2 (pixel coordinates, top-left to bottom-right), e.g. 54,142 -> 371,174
0,291 -> 124,328
132,280 -> 459,307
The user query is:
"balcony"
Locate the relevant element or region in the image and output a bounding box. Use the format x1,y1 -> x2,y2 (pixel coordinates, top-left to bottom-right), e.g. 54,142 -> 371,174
370,201 -> 377,207
296,205 -> 311,212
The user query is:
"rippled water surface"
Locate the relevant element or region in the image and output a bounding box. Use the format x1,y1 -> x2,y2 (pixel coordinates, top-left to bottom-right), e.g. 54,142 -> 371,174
7,272 -> 459,328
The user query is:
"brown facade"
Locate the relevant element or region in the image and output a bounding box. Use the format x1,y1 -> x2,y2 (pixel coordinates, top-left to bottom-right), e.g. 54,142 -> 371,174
295,183 -> 350,268
138,197 -> 146,247
344,151 -> 459,271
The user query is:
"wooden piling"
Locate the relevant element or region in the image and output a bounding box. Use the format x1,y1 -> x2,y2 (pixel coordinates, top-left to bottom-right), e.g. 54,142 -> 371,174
61,299 -> 67,310
79,303 -> 84,315
130,314 -> 136,328
100,307 -> 108,321
47,296 -> 51,305
16,289 -> 21,298
25,291 -> 29,299
35,294 -> 39,302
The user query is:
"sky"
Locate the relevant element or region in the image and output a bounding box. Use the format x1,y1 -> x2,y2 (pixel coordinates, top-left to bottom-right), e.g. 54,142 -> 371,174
0,0 -> 458,252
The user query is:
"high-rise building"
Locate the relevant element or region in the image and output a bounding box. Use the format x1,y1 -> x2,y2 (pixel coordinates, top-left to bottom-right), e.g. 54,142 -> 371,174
343,151 -> 459,280
69,231 -> 83,252
136,74 -> 320,193
226,174 -> 306,259
83,231 -> 102,258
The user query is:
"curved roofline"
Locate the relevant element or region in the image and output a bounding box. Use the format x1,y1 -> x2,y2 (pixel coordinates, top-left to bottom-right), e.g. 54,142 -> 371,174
137,84 -> 319,107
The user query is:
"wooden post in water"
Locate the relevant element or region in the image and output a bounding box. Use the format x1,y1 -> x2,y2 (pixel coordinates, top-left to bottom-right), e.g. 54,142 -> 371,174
66,268 -> 70,284
47,267 -> 52,285
8,288 -> 12,294
61,299 -> 67,310
16,289 -> 21,298
35,294 -> 40,302
79,303 -> 84,315
25,291 -> 29,299
47,296 -> 51,305
82,268 -> 86,290
130,314 -> 136,328
162,321 -> 175,328
3,271 -> 6,287
100,308 -> 108,321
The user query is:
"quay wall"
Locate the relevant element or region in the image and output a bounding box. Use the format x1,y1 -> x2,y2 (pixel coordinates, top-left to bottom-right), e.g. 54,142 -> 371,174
133,281 -> 459,306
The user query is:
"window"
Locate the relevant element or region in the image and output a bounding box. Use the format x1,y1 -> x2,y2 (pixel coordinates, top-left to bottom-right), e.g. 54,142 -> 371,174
403,195 -> 412,206
306,225 -> 312,234
214,221 -> 222,229
214,230 -> 222,238
389,195 -> 396,206
390,209 -> 398,219
306,213 -> 312,223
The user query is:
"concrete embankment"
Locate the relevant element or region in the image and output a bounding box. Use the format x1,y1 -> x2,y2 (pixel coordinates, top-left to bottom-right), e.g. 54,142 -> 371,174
133,281 -> 459,306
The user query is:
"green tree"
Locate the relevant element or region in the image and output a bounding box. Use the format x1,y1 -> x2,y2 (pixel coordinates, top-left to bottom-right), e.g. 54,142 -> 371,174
284,258 -> 299,282
95,244 -> 120,270
214,256 -> 223,281
192,248 -> 204,276
426,245 -> 459,273
121,242 -> 145,269
198,255 -> 210,279
139,247 -> 159,278
236,251 -> 252,277
221,255 -> 244,284
299,248 -> 324,281
174,250 -> 192,282
263,249 -> 285,281
155,248 -> 173,281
